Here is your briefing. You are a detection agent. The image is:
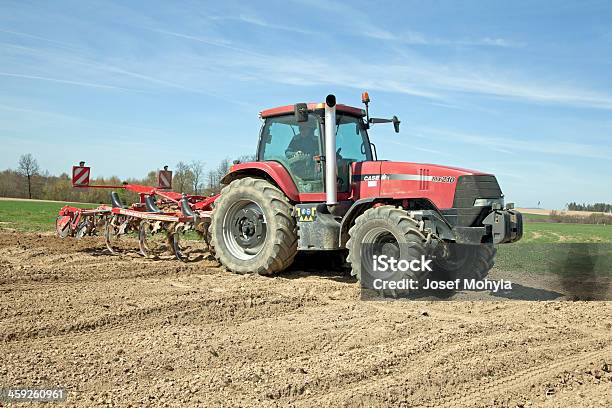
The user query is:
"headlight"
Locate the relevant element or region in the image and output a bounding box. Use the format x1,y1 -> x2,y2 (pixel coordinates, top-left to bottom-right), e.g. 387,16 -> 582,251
473,197 -> 505,207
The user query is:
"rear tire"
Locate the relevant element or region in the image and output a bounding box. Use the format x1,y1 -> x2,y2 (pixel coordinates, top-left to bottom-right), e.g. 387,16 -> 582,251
347,206 -> 430,294
210,177 -> 298,275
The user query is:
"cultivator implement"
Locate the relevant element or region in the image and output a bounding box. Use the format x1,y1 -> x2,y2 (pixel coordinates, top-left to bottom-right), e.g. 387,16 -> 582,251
56,163 -> 217,262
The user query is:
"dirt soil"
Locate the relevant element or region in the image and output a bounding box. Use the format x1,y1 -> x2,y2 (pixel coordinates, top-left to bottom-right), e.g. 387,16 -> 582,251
0,232 -> 610,407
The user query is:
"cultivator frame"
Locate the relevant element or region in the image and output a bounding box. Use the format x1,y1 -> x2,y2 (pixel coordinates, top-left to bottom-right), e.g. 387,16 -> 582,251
56,164 -> 217,262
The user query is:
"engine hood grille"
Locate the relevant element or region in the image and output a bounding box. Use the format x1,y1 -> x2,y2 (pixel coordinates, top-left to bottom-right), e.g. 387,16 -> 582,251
453,175 -> 502,208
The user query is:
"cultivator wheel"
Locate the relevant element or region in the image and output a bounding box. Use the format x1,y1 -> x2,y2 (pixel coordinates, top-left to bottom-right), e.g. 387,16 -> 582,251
55,215 -> 72,238
138,220 -> 170,258
75,216 -> 98,239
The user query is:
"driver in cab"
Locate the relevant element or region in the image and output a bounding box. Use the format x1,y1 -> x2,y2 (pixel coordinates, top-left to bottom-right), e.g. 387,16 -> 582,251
284,121 -> 320,182
285,121 -> 319,160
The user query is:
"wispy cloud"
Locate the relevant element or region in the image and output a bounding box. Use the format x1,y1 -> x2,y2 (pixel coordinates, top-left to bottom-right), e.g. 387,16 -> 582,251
208,14 -> 315,35
294,0 -> 523,48
0,72 -> 133,91
151,29 -> 233,48
176,47 -> 612,109
0,40 -> 252,106
362,29 -> 524,48
0,28 -> 81,50
2,7 -> 611,113
413,126 -> 609,159
386,139 -> 450,156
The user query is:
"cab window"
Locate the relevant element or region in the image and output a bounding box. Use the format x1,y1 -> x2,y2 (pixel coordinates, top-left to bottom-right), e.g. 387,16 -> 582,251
259,114 -> 324,193
335,115 -> 372,191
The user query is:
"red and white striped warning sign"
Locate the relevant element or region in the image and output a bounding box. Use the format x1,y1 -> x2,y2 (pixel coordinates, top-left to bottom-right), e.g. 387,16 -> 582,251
158,170 -> 172,189
72,166 -> 90,187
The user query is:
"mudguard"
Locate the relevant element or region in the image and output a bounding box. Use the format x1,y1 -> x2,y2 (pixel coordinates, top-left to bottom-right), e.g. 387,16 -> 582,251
221,161 -> 300,202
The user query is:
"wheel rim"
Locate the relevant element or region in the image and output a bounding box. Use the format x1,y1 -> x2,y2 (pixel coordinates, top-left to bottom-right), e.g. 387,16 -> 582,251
222,200 -> 267,260
435,244 -> 470,271
363,227 -> 401,258
360,227 -> 402,281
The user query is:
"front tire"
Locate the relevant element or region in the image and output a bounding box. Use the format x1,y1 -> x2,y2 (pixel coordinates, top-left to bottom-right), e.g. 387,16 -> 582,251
347,206 -> 431,294
210,177 -> 298,275
432,243 -> 496,281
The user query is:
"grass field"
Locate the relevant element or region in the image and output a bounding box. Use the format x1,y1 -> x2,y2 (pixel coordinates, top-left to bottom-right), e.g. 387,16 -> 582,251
522,222 -> 612,243
0,200 -> 97,232
520,212 -> 550,222
1,199 -> 611,243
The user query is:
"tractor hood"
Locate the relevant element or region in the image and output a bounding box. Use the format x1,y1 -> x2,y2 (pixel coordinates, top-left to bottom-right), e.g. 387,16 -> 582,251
381,161 -> 491,178
352,161 -> 498,210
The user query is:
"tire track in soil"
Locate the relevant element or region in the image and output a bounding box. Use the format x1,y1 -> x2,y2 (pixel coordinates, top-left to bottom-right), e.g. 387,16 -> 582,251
419,344 -> 612,407
2,289 -> 325,345
0,246 -> 220,286
0,264 -> 219,287
267,324 -> 607,406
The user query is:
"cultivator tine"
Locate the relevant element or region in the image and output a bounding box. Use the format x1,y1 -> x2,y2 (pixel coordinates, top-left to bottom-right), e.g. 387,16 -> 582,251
75,221 -> 87,239
117,220 -> 129,235
171,226 -> 188,262
138,221 -> 152,257
104,219 -> 116,254
55,215 -> 72,238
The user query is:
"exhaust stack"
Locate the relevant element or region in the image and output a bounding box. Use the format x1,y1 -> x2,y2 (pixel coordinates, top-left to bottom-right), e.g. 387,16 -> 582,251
324,94 -> 337,205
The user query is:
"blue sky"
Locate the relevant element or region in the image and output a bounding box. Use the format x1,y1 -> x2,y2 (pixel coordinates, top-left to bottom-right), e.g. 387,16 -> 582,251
1,0 -> 611,208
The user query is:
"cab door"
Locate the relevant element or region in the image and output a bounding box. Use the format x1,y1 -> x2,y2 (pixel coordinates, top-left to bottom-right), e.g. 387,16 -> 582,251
258,114 -> 324,193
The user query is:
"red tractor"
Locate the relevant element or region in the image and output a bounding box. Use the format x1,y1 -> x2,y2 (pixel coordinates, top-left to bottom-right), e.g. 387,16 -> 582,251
210,93 -> 522,284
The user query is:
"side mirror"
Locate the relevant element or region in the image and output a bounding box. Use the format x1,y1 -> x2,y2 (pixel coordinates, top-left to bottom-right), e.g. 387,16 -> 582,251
294,103 -> 308,122
392,116 -> 400,133
369,116 -> 400,133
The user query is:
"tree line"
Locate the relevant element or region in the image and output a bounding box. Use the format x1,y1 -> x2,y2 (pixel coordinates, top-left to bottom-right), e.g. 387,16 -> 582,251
566,202 -> 612,213
0,153 -> 254,204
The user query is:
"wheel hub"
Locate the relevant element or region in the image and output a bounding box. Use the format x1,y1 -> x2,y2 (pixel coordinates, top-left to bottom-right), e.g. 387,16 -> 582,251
223,200 -> 267,260
232,208 -> 265,249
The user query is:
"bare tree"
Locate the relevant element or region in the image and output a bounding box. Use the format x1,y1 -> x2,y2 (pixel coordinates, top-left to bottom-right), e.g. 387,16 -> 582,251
235,154 -> 256,163
173,161 -> 194,194
17,153 -> 40,199
190,160 -> 205,195
216,158 -> 230,181
207,170 -> 217,191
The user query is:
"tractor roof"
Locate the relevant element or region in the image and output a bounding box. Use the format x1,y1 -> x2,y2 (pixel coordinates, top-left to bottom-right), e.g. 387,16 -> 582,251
260,103 -> 365,119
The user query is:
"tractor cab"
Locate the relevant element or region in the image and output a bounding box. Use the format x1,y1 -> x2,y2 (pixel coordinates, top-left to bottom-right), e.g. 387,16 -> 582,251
257,102 -> 373,194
